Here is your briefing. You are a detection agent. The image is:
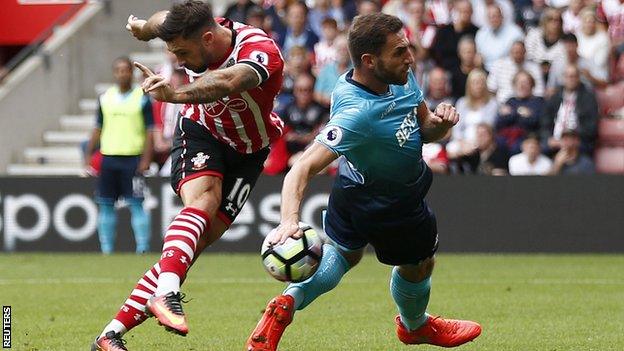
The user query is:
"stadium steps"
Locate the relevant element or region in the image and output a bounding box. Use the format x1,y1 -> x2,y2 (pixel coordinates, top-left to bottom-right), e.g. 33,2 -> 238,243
60,115 -> 94,131
79,98 -> 98,114
130,51 -> 167,69
24,146 -> 83,164
44,130 -> 90,144
6,164 -> 83,176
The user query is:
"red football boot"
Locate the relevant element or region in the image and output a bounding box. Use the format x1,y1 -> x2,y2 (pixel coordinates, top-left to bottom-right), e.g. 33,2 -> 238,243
395,315 -> 482,347
146,292 -> 189,336
246,295 -> 295,351
91,331 -> 128,351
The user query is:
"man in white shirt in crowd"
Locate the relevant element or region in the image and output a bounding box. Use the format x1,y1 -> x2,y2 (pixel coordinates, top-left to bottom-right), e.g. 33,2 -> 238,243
508,134 -> 553,175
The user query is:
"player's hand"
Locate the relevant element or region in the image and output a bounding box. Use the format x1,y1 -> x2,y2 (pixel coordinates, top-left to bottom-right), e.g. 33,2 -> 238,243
267,222 -> 303,246
134,62 -> 177,102
432,103 -> 459,126
126,15 -> 150,41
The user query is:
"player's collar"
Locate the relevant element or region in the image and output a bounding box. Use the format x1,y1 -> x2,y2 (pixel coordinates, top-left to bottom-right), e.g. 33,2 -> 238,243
345,69 -> 390,97
207,18 -> 237,71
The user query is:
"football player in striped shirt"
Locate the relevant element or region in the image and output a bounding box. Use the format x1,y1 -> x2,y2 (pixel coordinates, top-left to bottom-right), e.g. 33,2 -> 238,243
92,1 -> 286,350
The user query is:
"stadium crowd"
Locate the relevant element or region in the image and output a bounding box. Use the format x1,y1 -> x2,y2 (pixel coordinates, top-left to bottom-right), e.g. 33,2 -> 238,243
132,0 -> 624,176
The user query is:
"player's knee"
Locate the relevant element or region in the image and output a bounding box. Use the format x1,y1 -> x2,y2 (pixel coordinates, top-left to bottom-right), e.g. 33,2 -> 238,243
397,257 -> 435,283
180,177 -> 222,217
340,247 -> 364,269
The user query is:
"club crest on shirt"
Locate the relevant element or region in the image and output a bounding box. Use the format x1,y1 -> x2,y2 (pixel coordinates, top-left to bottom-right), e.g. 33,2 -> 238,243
250,50 -> 269,65
226,58 -> 236,67
321,126 -> 342,147
191,152 -> 210,170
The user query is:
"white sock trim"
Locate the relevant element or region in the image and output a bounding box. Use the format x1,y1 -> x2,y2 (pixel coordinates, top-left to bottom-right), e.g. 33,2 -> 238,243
99,319 -> 127,338
155,272 -> 181,296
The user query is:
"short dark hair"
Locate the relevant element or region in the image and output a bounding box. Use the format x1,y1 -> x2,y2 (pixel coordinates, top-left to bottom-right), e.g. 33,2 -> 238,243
158,0 -> 216,42
347,13 -> 404,67
112,56 -> 132,69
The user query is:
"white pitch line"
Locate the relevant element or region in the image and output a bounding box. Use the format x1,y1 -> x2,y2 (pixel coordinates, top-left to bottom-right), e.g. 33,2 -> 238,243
0,278 -> 623,286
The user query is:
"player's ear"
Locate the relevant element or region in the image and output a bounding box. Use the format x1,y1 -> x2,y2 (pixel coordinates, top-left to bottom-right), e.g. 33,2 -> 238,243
200,30 -> 214,47
361,54 -> 375,69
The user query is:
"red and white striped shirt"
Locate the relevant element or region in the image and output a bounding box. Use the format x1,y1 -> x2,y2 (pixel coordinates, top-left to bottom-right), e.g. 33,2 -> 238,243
181,18 -> 284,154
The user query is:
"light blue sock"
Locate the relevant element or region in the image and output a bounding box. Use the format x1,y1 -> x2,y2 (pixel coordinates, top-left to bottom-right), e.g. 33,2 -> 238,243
284,244 -> 350,310
390,267 -> 431,331
97,203 -> 117,254
128,200 -> 151,253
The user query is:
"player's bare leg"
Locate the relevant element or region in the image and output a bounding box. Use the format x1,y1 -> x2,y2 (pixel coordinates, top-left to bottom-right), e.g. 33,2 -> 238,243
246,244 -> 364,351
392,257 -> 482,347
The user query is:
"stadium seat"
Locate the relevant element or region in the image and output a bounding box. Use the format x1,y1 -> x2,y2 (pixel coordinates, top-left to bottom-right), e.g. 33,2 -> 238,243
597,118 -> 624,146
594,146 -> 624,174
596,83 -> 624,117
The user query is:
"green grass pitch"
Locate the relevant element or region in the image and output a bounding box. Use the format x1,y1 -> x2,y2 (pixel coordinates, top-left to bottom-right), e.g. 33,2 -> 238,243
1,253 -> 623,350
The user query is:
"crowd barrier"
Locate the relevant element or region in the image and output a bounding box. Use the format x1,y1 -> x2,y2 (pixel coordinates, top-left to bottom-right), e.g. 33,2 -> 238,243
0,175 -> 622,253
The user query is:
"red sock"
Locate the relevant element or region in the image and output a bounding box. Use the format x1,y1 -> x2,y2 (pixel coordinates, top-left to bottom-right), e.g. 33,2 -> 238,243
113,263 -> 161,331
159,207 -> 210,281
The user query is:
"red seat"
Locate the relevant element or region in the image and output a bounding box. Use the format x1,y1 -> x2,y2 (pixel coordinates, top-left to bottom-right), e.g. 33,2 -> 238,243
596,83 -> 624,117
598,118 -> 624,146
594,146 -> 624,174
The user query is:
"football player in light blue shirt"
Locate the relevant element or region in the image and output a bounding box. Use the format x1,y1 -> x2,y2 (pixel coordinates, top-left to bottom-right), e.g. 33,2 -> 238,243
246,13 -> 482,351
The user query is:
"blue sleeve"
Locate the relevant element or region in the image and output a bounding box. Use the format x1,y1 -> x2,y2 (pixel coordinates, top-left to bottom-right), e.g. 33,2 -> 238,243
96,100 -> 103,128
315,111 -> 369,156
142,96 -> 154,129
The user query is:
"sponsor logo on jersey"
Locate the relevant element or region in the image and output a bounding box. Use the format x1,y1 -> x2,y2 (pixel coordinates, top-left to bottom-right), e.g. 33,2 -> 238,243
203,98 -> 249,117
191,152 -> 210,170
395,108 -> 420,147
226,58 -> 236,67
250,50 -> 269,65
321,126 -> 342,147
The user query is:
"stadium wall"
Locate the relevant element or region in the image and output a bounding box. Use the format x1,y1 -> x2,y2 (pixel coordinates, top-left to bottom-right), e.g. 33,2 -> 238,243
0,0 -> 171,172
0,176 -> 622,253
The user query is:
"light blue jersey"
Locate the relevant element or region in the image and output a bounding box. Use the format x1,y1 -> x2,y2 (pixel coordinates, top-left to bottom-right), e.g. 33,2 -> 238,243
315,69 -> 428,191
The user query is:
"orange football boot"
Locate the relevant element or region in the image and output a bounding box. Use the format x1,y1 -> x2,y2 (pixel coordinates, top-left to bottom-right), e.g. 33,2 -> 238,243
146,292 -> 189,336
246,295 -> 295,351
91,331 -> 128,351
395,315 -> 481,347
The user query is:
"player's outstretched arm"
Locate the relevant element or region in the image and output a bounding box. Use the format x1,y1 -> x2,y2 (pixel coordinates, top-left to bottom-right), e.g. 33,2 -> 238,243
417,101 -> 459,143
126,11 -> 168,41
268,143 -> 338,245
135,62 -> 260,104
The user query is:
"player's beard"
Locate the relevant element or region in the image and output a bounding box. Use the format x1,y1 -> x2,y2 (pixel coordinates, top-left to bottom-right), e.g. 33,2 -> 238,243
373,59 -> 408,86
185,48 -> 210,73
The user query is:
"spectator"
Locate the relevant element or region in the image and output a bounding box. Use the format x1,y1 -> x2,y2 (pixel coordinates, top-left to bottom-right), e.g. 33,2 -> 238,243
382,0 -> 411,24
450,35 -> 482,99
542,64 -> 599,155
549,128 -> 595,174
546,0 -> 569,9
596,0 -> 624,57
577,8 -> 611,81
427,0 -> 453,25
408,42 -> 435,88
264,0 -> 289,43
475,3 -> 525,71
487,40 -> 545,103
548,33 -> 607,92
425,66 -> 455,109
496,70 -> 544,154
279,1 -> 319,56
430,0 -> 479,72
525,7 -> 566,83
313,17 -> 340,74
275,45 -> 312,117
448,69 -> 498,157
518,0 -> 547,30
283,74 -> 329,163
356,0 -> 380,16
508,134 -> 553,175
225,0 -> 262,24
453,123 -> 510,175
309,0 -> 347,37
245,6 -> 266,30
471,0 -> 515,28
562,0 -> 584,33
314,35 -> 351,108
405,0 -> 437,49
84,57 -> 153,254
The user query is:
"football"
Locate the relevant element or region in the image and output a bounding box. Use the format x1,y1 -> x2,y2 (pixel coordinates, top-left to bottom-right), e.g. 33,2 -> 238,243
261,223 -> 323,282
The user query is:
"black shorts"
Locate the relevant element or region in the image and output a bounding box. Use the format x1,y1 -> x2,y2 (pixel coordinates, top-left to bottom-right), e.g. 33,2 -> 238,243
324,166 -> 438,266
96,155 -> 146,205
170,118 -> 270,225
